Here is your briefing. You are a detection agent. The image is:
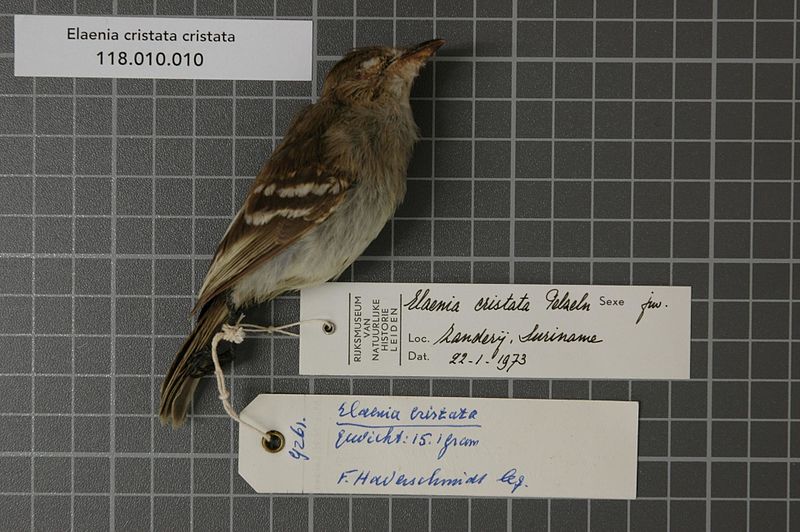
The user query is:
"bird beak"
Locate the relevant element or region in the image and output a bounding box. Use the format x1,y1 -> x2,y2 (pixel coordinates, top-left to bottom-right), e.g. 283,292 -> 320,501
394,38 -> 446,66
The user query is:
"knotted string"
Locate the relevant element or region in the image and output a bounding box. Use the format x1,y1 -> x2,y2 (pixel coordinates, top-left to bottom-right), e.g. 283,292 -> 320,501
209,315 -> 335,438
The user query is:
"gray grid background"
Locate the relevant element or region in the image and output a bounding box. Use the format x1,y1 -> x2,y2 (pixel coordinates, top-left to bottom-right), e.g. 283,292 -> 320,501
0,0 -> 798,530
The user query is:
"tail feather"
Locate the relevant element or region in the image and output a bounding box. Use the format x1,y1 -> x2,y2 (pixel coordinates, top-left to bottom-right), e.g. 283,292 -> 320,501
168,376 -> 199,428
159,297 -> 231,428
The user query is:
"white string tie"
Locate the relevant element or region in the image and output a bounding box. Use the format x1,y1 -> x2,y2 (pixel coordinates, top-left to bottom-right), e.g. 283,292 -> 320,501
209,315 -> 334,439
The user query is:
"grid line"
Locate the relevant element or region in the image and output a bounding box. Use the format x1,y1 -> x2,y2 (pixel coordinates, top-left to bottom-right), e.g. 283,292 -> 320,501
706,1 -> 718,529
786,3 -> 796,530
28,32 -> 36,532
108,9 -> 119,532
149,3 -> 157,530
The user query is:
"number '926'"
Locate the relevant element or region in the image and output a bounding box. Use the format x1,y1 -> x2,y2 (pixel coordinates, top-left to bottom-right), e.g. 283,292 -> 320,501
449,352 -> 526,372
96,51 -> 204,67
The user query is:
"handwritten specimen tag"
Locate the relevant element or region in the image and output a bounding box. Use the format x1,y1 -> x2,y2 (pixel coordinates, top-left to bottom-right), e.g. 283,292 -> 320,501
238,394 -> 639,498
14,15 -> 312,80
300,283 -> 690,379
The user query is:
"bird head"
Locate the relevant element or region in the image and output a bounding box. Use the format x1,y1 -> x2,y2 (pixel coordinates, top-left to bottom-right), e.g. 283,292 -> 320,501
321,39 -> 445,105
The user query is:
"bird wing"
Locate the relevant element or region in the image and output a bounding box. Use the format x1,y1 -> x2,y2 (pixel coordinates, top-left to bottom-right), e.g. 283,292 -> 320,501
191,155 -> 355,314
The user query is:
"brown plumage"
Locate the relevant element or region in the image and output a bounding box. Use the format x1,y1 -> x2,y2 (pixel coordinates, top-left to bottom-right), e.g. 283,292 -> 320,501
159,39 -> 445,427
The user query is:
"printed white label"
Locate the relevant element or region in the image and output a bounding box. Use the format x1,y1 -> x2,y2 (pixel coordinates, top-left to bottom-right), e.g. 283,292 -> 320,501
238,394 -> 639,498
300,283 -> 691,379
14,15 -> 312,80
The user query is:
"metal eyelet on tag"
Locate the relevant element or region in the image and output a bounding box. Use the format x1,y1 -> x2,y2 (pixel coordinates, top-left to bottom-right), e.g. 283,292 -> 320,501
322,321 -> 335,335
261,430 -> 285,453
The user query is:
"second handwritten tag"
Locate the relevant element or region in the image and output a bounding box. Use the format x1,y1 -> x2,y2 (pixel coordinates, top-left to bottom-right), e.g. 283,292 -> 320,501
239,394 -> 638,498
300,283 -> 691,379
